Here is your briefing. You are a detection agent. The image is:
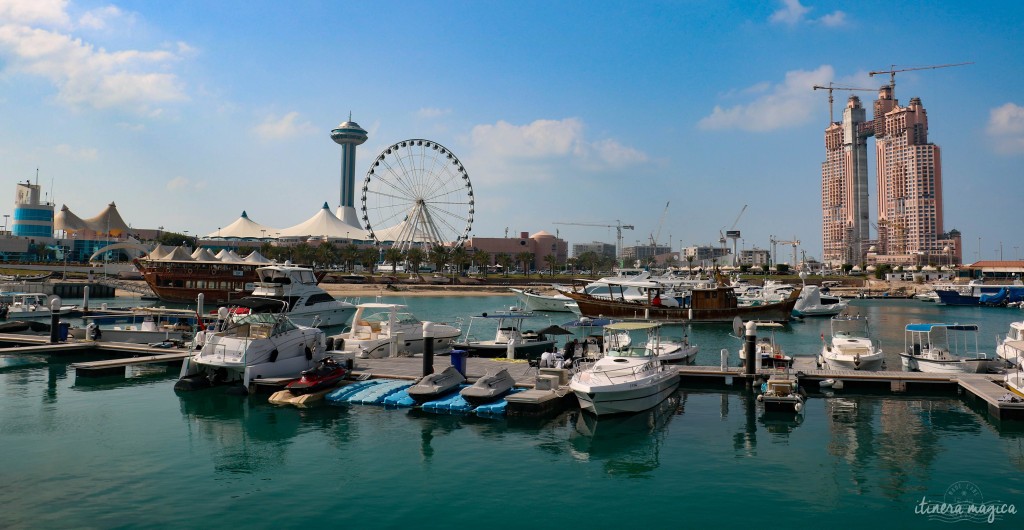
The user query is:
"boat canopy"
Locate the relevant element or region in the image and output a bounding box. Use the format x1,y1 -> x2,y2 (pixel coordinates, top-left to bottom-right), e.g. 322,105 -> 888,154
477,311 -> 541,319
604,321 -> 661,331
230,298 -> 289,312
905,323 -> 979,332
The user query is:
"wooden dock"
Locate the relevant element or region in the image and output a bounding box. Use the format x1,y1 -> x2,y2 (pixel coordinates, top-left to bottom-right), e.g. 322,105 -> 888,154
70,353 -> 189,378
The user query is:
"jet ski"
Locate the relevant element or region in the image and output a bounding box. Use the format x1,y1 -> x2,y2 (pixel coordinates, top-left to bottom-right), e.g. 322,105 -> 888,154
286,357 -> 349,395
407,365 -> 466,404
460,367 -> 515,406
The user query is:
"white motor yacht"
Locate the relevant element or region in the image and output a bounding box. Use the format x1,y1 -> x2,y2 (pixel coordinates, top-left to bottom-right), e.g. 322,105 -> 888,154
757,373 -> 805,413
570,322 -> 679,416
327,303 -> 461,359
175,304 -> 325,392
996,320 -> 1024,366
792,285 -> 848,317
510,287 -> 575,312
1,293 -> 77,320
647,335 -> 698,364
240,264 -> 356,328
899,323 -> 1001,374
818,315 -> 885,371
455,309 -> 556,359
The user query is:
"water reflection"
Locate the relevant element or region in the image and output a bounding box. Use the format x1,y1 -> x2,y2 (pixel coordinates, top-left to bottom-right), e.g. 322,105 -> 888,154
177,392 -> 349,474
567,392 -> 683,477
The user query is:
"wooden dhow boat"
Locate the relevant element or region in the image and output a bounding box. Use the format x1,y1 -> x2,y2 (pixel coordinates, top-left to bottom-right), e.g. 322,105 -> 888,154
559,279 -> 800,323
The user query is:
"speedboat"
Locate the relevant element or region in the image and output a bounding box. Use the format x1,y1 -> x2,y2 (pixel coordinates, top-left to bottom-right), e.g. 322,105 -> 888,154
69,307 -> 207,344
914,290 -> 940,302
240,263 -> 356,328
407,365 -> 466,404
285,357 -> 349,395
757,373 -> 805,413
899,323 -> 1001,374
327,303 -> 461,359
454,309 -> 556,359
647,335 -> 698,364
0,293 -> 77,320
996,320 -> 1024,366
738,321 -> 792,369
175,301 -> 325,393
792,285 -> 848,317
510,287 -> 574,312
818,315 -> 885,371
569,322 -> 680,416
460,367 -> 515,406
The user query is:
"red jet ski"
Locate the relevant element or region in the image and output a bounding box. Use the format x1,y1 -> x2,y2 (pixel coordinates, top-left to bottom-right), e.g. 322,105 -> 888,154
286,358 -> 349,395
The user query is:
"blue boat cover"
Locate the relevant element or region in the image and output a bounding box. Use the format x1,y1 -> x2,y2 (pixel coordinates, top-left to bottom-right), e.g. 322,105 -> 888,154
905,323 -> 979,332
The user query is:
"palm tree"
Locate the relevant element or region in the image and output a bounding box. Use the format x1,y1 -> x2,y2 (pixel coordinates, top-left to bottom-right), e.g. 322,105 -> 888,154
430,243 -> 451,274
516,251 -> 534,277
566,257 -> 578,276
342,244 -> 361,272
543,253 -> 559,276
471,249 -> 490,277
496,253 -> 513,277
450,245 -> 470,282
316,241 -> 338,268
361,247 -> 381,271
383,247 -> 405,275
406,247 -> 426,279
686,254 -> 695,274
578,251 -> 599,278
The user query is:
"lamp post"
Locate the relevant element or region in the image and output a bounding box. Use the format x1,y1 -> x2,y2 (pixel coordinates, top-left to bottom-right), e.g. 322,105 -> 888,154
2,214 -> 8,234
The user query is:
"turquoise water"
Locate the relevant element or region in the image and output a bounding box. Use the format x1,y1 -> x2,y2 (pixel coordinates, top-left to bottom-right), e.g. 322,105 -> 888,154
2,297 -> 1024,528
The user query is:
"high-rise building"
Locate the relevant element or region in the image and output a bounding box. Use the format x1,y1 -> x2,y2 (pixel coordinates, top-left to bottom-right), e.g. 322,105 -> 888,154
821,87 -> 956,267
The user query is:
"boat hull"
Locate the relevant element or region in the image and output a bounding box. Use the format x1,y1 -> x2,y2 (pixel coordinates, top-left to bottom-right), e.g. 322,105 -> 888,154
898,353 -> 989,374
820,351 -> 885,371
512,289 -> 573,312
571,370 -> 679,416
455,340 -> 555,360
562,288 -> 799,322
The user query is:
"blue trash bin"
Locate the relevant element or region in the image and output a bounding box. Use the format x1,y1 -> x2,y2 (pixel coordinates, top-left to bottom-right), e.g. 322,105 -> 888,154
450,349 -> 467,376
58,321 -> 70,342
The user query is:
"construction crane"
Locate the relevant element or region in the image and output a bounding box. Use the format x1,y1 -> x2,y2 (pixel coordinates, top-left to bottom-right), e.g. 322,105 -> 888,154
724,205 -> 747,266
812,83 -> 877,124
868,62 -> 973,100
770,236 -> 801,268
553,220 -> 634,266
649,201 -> 670,248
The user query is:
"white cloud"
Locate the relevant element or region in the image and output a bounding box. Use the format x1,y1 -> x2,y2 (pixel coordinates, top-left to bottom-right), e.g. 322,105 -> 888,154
0,0 -> 71,27
470,118 -> 585,159
54,143 -> 97,160
252,111 -> 315,140
698,65 -> 835,132
769,0 -> 847,27
987,102 -> 1024,155
417,107 -> 451,119
78,5 -> 126,30
770,0 -> 810,26
0,2 -> 189,114
166,176 -> 190,191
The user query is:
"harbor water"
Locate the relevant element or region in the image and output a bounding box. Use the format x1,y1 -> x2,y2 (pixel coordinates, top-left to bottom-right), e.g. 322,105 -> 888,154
2,297 -> 1023,527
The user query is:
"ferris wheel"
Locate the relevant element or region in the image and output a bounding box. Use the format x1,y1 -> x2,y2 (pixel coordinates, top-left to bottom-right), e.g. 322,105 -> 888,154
360,139 -> 474,252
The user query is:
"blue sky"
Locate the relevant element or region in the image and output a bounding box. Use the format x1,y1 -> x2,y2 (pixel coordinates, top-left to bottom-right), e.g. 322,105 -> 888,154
1,0 -> 1022,262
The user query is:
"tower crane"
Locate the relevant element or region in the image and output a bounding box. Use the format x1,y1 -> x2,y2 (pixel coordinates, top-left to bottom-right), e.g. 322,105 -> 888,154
553,220 -> 634,266
724,205 -> 747,266
812,83 -> 878,124
649,201 -> 670,248
770,236 -> 801,268
868,62 -> 973,100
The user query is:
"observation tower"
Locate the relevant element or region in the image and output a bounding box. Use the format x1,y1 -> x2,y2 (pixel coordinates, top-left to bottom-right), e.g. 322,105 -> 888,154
330,115 -> 368,228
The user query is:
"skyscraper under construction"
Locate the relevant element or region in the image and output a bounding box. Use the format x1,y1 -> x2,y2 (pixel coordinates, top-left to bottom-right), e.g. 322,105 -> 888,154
821,86 -> 960,268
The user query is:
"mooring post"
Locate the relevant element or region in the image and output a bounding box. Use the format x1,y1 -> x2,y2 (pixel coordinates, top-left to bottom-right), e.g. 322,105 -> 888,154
49,296 -> 62,343
422,321 -> 435,377
82,285 -> 89,314
743,320 -> 757,379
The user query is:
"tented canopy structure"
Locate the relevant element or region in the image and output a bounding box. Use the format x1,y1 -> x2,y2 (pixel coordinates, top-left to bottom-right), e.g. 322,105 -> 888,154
207,211 -> 275,239
278,203 -> 365,239
56,202 -> 131,236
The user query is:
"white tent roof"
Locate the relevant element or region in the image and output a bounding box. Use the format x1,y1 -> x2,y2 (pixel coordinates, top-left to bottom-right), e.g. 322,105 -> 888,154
278,203 -> 365,239
147,244 -> 174,260
55,205 -> 89,232
371,218 -> 437,244
191,248 -> 220,262
243,250 -> 273,263
158,246 -> 195,261
84,202 -> 131,236
210,211 -> 276,239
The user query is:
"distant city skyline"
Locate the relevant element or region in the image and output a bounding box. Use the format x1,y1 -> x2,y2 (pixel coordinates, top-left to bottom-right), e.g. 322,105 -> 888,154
2,0 -> 1022,262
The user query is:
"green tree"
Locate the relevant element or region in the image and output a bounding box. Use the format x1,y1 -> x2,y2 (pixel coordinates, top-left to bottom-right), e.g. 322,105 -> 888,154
686,254 -> 695,274
315,242 -> 338,268
775,263 -> 791,274
496,253 -> 513,277
515,251 -> 534,277
578,251 -> 600,278
471,249 -> 490,276
406,247 -> 426,278
450,245 -> 471,280
429,243 -> 451,273
543,253 -> 559,276
361,247 -> 381,270
566,257 -> 578,275
841,263 -> 854,275
342,244 -> 361,271
383,247 -> 405,274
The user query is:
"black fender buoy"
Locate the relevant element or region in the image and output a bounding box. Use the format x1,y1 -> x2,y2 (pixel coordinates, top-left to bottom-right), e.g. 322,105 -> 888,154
269,349 -> 279,362
304,346 -> 313,360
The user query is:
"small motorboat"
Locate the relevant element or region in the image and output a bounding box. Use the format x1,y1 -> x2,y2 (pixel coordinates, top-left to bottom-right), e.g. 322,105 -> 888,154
286,357 -> 350,395
407,365 -> 466,404
460,368 -> 515,406
757,373 -> 806,413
